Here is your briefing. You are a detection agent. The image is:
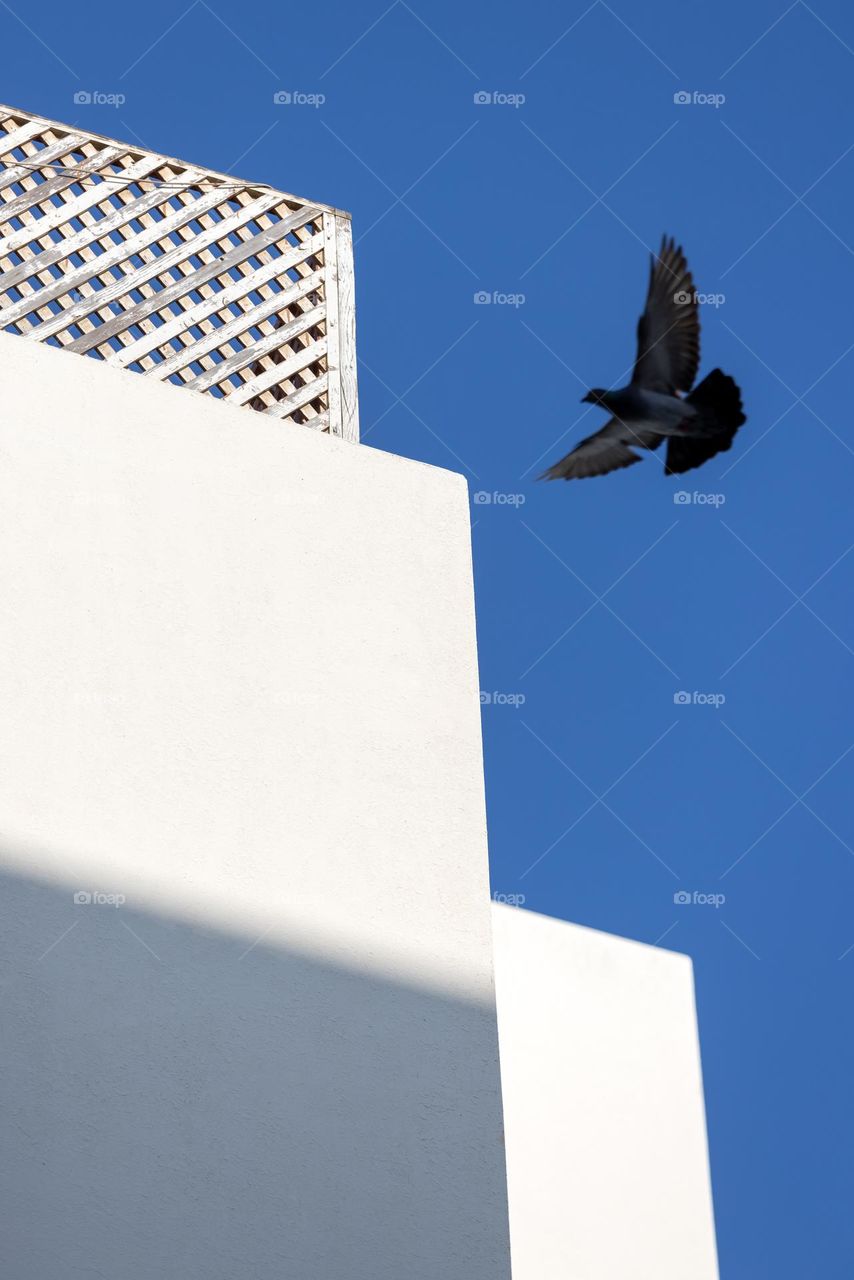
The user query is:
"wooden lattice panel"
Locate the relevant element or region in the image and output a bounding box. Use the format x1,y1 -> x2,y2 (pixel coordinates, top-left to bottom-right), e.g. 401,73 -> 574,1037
0,104 -> 358,439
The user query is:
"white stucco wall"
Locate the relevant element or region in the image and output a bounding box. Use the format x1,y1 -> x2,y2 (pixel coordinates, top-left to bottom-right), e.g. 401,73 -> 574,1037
0,334 -> 511,1280
493,903 -> 719,1280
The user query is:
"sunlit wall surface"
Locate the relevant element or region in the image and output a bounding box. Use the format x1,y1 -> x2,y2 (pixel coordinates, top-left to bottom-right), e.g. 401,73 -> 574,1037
494,902 -> 719,1280
0,333 -> 511,1280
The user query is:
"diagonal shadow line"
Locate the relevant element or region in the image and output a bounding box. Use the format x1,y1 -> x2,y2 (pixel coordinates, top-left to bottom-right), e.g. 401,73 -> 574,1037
722,524 -> 854,651
320,0 -> 478,79
719,122 -> 854,276
120,917 -> 163,961
521,0 -> 678,78
356,122 -> 480,244
225,120 -> 279,174
597,0 -> 679,76
653,920 -> 680,946
522,721 -> 681,880
720,0 -> 801,78
799,0 -> 854,56
720,321 -> 854,468
398,0 -> 479,77
520,120 -> 678,278
36,918 -> 80,962
519,719 -> 680,878
320,120 -> 479,277
358,319 -> 479,440
718,725 -> 854,876
358,349 -> 481,477
520,0 -> 600,77
320,0 -> 400,78
120,0 -> 200,78
0,0 -> 80,76
519,520 -> 680,678
199,0 -> 280,77
719,523 -> 854,676
720,918 -> 761,959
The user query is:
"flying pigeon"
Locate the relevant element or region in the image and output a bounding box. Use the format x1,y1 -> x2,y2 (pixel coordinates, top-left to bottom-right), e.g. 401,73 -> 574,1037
541,236 -> 745,481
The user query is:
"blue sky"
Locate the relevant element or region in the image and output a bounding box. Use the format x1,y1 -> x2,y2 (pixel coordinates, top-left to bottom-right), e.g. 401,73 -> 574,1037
3,0 -> 853,1272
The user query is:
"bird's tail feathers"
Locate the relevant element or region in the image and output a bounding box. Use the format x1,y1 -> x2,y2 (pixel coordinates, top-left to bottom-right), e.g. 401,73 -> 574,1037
665,369 -> 746,476
685,368 -> 746,437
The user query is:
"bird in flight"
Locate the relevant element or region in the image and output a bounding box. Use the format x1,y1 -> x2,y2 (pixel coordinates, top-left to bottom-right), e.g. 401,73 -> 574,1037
541,236 -> 745,481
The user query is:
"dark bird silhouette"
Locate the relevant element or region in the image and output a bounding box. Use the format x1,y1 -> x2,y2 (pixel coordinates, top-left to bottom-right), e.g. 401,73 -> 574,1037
541,237 -> 745,481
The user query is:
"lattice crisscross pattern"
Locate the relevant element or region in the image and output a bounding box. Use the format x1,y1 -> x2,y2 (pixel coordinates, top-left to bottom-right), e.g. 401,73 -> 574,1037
0,104 -> 358,439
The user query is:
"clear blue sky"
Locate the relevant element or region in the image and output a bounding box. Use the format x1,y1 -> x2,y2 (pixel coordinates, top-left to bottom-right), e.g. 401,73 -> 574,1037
3,0 -> 853,1272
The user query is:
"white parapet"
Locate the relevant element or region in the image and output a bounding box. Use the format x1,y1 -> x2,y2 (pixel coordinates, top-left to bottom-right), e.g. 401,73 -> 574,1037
0,329 -> 720,1280
0,332 -> 511,1279
493,902 -> 720,1280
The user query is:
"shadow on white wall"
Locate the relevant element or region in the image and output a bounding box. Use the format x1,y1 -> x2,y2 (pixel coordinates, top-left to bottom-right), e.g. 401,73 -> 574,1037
0,852 -> 510,1280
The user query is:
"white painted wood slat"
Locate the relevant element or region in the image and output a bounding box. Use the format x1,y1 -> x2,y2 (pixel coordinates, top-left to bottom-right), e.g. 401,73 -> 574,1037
0,103 -> 357,440
0,145 -> 129,245
50,194 -> 298,349
261,372 -> 329,417
63,205 -> 322,354
109,237 -> 324,371
184,301 -> 326,392
0,172 -> 244,304
229,336 -> 328,405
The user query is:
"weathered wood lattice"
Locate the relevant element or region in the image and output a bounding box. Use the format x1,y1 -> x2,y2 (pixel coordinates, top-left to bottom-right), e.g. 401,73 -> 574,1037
0,104 -> 358,439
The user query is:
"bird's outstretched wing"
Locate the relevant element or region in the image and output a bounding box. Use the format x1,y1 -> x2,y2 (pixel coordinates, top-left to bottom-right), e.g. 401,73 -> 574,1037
631,236 -> 700,394
540,419 -> 662,481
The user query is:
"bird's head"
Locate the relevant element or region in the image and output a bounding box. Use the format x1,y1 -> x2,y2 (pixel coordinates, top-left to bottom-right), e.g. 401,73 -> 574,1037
581,388 -> 608,406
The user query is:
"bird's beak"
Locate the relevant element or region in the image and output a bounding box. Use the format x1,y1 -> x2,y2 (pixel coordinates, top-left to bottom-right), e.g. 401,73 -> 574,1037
581,393 -> 592,404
